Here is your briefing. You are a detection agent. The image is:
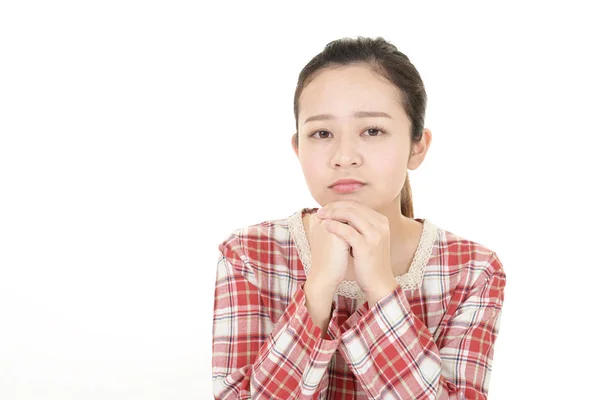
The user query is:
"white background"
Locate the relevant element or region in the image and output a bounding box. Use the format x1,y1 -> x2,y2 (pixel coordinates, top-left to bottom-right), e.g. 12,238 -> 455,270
1,1 -> 599,398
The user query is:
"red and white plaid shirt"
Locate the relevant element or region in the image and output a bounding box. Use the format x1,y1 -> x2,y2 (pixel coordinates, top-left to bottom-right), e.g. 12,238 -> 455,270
212,207 -> 506,399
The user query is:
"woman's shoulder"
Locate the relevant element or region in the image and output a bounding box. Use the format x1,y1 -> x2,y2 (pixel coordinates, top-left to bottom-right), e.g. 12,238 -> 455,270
216,207 -> 309,269
431,223 -> 506,289
218,207 -> 305,244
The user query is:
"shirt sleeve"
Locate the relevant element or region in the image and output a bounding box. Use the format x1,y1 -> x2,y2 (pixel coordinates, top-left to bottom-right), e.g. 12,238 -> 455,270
212,235 -> 343,399
336,252 -> 506,400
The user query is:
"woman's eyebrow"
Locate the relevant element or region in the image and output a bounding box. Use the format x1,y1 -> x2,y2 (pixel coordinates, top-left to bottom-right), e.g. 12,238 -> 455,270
304,111 -> 392,124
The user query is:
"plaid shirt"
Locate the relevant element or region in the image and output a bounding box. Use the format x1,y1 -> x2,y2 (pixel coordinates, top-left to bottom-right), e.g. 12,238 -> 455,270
212,208 -> 506,399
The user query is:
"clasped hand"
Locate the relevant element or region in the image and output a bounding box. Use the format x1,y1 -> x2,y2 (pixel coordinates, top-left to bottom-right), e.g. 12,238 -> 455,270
317,200 -> 398,304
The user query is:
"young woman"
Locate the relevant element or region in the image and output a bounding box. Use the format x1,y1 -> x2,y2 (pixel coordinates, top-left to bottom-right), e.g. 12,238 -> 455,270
212,36 -> 506,399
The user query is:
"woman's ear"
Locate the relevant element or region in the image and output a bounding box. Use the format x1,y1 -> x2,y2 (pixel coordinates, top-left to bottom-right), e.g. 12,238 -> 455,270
408,128 -> 432,170
291,133 -> 299,157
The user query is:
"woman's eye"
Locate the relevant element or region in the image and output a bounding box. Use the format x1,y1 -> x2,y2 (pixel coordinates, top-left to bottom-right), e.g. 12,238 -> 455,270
365,128 -> 384,136
311,130 -> 332,139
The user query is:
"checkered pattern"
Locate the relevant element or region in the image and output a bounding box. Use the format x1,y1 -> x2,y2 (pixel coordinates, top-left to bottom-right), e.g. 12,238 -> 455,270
212,214 -> 506,399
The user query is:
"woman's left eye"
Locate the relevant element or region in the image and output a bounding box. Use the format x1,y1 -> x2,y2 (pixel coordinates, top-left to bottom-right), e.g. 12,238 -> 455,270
364,126 -> 385,136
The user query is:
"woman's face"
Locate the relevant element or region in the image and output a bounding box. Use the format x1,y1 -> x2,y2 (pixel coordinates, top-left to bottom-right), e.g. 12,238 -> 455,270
293,64 -> 418,211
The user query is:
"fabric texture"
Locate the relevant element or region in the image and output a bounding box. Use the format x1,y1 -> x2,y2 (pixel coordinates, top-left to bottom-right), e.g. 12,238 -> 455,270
212,207 -> 506,399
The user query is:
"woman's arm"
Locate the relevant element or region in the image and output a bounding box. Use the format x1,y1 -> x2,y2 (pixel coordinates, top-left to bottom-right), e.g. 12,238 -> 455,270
337,252 -> 506,399
212,234 -> 342,399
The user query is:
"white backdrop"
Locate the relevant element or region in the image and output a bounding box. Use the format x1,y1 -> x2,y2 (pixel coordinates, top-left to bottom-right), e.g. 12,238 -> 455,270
1,1 -> 599,398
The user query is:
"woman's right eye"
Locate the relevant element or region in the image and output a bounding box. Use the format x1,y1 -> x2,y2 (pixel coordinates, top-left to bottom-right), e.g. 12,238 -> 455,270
310,130 -> 331,139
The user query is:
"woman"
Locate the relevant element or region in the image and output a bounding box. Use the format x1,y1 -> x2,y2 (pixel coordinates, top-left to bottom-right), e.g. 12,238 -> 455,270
212,36 -> 506,399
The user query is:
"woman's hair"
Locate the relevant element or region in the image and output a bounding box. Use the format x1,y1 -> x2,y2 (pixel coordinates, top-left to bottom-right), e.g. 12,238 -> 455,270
292,36 -> 427,218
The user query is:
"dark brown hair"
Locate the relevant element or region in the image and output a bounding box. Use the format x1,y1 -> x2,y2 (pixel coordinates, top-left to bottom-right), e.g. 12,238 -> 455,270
292,36 -> 427,218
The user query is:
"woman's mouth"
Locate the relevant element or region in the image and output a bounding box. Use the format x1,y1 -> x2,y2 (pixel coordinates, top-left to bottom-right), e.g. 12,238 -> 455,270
330,183 -> 365,194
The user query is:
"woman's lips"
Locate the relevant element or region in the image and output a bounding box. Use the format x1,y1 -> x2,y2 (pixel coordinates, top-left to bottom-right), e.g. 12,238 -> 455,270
330,183 -> 365,193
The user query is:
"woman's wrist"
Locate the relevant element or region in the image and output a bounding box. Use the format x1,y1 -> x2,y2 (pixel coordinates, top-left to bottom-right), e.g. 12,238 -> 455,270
304,279 -> 335,336
366,277 -> 398,308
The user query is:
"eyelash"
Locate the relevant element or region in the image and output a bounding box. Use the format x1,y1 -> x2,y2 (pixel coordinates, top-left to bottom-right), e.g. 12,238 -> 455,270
309,125 -> 387,139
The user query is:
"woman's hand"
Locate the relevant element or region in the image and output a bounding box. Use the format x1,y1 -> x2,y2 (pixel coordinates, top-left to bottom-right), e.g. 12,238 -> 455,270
316,200 -> 398,305
305,212 -> 351,293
